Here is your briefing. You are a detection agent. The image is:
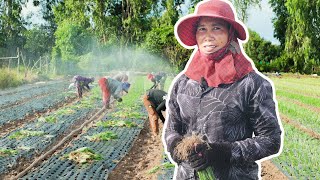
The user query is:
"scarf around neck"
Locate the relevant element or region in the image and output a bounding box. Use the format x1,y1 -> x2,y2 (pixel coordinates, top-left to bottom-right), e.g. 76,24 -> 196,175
184,28 -> 254,88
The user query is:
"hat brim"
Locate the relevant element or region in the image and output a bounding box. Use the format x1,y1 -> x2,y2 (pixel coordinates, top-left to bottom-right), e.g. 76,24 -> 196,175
176,14 -> 247,47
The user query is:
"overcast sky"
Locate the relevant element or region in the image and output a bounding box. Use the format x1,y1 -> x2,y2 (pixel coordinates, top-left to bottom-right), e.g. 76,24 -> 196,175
247,0 -> 279,44
21,0 -> 279,44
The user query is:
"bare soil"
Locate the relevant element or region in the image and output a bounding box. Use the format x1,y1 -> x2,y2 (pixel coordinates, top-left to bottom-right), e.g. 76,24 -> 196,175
108,119 -> 164,180
261,160 -> 288,180
281,114 -> 320,140
107,120 -> 288,180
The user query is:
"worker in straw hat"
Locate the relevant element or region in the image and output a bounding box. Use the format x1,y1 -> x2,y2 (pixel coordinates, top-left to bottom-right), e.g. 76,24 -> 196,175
163,0 -> 283,179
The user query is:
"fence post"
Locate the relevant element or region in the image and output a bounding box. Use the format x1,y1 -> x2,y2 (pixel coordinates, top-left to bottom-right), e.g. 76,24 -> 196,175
46,56 -> 49,74
17,48 -> 20,74
8,58 -> 11,70
39,56 -> 42,72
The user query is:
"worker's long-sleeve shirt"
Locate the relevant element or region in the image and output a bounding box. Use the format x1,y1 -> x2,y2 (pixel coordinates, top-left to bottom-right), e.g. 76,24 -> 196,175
164,72 -> 282,179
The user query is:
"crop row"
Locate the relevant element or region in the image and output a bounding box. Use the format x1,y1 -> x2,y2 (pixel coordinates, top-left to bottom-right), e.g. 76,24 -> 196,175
271,80 -> 320,98
0,90 -> 101,177
0,81 -> 70,109
21,114 -> 144,179
276,90 -> 320,108
269,76 -> 320,178
0,81 -> 67,97
19,75 -> 147,179
271,76 -> 320,87
0,91 -> 77,127
272,123 -> 320,179
277,97 -> 320,135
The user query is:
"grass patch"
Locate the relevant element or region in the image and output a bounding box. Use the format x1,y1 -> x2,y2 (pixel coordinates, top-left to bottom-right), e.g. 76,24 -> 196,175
276,90 -> 320,108
0,68 -> 23,89
0,148 -> 18,157
272,79 -> 320,97
147,162 -> 175,174
84,131 -> 118,141
9,130 -> 46,139
96,120 -> 138,128
65,147 -> 103,164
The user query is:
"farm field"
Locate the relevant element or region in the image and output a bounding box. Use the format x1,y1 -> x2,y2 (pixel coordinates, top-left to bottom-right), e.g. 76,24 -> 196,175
0,73 -> 319,179
269,74 -> 320,179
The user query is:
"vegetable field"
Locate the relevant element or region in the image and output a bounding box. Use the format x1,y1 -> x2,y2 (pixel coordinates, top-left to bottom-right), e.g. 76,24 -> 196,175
269,74 -> 320,179
0,74 -> 174,180
0,73 -> 319,179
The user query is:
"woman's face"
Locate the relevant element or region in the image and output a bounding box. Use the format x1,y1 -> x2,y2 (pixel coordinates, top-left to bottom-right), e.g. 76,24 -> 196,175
196,17 -> 229,55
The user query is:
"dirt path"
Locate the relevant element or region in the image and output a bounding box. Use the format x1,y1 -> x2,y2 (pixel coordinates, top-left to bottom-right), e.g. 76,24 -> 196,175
108,119 -> 164,180
278,96 -> 320,114
280,114 -> 320,140
261,160 -> 288,180
108,120 -> 288,180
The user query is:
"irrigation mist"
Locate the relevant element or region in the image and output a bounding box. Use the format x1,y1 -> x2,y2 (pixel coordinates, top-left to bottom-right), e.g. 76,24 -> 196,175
75,45 -> 174,77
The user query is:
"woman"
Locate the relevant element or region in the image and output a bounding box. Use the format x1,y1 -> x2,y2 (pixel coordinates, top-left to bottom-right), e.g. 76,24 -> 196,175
142,89 -> 167,136
72,75 -> 94,98
163,0 -> 283,179
147,72 -> 167,90
98,77 -> 130,109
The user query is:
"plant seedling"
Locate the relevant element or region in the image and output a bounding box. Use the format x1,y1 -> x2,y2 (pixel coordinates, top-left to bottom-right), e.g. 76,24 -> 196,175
0,148 -> 18,157
96,120 -> 138,128
9,130 -> 46,140
66,147 -> 103,164
85,131 -> 118,141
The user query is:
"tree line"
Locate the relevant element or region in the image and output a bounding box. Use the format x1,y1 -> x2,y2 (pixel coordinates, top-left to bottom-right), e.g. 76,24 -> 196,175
0,0 -> 319,75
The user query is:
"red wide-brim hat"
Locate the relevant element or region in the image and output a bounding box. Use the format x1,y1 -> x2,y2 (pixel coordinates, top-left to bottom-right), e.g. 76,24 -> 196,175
175,0 -> 248,47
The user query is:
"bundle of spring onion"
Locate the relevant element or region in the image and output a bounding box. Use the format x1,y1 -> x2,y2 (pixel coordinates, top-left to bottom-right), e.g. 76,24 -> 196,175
173,134 -> 216,180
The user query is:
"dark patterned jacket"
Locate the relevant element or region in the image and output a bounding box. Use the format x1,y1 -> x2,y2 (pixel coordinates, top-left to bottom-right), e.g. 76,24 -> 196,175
73,75 -> 94,89
164,72 -> 282,180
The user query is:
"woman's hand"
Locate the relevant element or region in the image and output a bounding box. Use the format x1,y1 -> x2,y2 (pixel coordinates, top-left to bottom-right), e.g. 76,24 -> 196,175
187,143 -> 209,171
187,142 -> 232,171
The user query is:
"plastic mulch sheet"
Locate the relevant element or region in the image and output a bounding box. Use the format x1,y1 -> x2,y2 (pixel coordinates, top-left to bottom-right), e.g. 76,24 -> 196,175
0,106 -> 97,175
0,92 -> 76,126
157,154 -> 175,180
0,81 -> 68,109
20,113 -> 145,180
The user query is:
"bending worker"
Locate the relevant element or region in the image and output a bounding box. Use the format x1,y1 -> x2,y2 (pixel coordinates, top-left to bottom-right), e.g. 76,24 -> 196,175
98,77 -> 131,109
147,72 -> 167,90
143,89 -> 167,136
72,75 -> 94,98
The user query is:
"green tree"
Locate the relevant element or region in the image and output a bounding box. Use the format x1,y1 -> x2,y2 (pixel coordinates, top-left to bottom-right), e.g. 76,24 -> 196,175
269,0 -> 288,49
231,0 -> 261,22
284,0 -> 320,74
24,25 -> 54,61
0,0 -> 26,57
143,0 -> 191,71
53,21 -> 92,74
244,29 -> 280,72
